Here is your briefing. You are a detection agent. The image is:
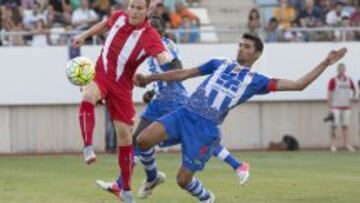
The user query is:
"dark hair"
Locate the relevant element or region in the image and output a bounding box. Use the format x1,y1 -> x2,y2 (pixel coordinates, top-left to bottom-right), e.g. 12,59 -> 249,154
248,8 -> 260,20
242,33 -> 264,53
145,0 -> 151,8
149,14 -> 166,36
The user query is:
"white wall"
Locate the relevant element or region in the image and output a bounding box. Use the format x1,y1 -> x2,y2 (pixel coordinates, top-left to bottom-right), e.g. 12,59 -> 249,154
1,43 -> 360,153
1,43 -> 359,105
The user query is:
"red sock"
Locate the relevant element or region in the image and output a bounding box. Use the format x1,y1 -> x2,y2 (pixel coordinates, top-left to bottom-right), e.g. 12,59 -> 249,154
79,101 -> 95,147
118,145 -> 134,191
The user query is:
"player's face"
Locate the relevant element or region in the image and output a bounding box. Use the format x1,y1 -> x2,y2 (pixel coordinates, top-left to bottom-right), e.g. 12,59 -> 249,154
337,65 -> 346,76
236,39 -> 258,65
128,0 -> 148,25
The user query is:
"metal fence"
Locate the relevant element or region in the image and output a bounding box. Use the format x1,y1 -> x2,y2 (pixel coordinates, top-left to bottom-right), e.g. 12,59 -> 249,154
1,26 -> 360,46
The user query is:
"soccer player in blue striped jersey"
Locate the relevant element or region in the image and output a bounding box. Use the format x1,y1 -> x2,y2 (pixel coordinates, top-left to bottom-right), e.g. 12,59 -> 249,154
134,34 -> 347,203
96,15 -> 249,201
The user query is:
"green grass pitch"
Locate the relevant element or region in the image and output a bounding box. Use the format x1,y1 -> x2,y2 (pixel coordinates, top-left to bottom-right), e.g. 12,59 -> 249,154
1,151 -> 359,203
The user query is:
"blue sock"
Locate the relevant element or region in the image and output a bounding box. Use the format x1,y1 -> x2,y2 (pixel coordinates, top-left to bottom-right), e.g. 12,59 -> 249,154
134,145 -> 140,157
184,178 -> 210,201
140,147 -> 157,182
212,144 -> 241,170
116,175 -> 122,188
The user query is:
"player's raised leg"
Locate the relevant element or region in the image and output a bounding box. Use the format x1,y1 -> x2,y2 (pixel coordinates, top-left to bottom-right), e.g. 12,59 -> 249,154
79,81 -> 101,164
212,144 -> 250,185
177,167 -> 215,203
137,122 -> 169,198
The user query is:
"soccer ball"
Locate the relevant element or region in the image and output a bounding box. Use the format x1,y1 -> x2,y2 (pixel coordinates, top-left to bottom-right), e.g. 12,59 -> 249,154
66,56 -> 95,86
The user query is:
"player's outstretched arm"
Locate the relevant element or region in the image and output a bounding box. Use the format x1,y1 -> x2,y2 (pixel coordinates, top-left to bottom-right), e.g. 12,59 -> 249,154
276,48 -> 347,91
72,20 -> 109,47
134,68 -> 201,87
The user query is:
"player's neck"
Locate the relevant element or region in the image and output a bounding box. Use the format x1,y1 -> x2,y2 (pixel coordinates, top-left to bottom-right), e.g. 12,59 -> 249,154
237,60 -> 254,69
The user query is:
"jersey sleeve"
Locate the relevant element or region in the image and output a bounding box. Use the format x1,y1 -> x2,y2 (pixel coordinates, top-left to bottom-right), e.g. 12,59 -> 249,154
254,73 -> 278,95
349,78 -> 355,90
198,58 -> 225,75
328,78 -> 336,91
106,11 -> 124,28
164,39 -> 181,61
143,28 -> 166,57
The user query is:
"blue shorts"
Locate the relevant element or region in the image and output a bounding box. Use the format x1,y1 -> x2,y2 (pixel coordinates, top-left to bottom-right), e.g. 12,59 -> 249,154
157,107 -> 220,172
141,99 -> 184,122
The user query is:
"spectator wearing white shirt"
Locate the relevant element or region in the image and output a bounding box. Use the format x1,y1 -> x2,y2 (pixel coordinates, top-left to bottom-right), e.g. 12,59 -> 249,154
326,1 -> 348,26
71,0 -> 98,31
23,2 -> 45,31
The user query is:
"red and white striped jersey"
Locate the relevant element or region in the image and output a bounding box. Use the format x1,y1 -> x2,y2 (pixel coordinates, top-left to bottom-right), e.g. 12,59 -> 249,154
98,11 -> 165,90
328,76 -> 355,109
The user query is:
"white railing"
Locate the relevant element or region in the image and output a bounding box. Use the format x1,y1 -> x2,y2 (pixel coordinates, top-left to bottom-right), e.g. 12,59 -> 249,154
0,26 -> 360,46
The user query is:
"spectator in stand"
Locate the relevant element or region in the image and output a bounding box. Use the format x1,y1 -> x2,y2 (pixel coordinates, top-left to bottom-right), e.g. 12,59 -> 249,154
350,5 -> 360,26
297,0 -> 324,41
2,6 -> 24,46
283,19 -> 306,42
247,8 -> 261,37
265,17 -> 283,42
163,0 -> 186,12
186,0 -> 202,7
23,2 -> 46,44
92,0 -> 111,19
21,0 -> 35,9
342,0 -> 356,15
69,0 -> 80,10
273,0 -> 297,29
178,15 -> 199,43
350,5 -> 360,40
153,3 -> 171,28
1,0 -> 21,7
327,63 -> 356,152
72,0 -> 98,31
341,15 -> 354,41
47,0 -> 71,27
326,1 -> 348,26
31,15 -> 48,46
297,0 -> 323,27
39,0 -> 50,14
170,0 -> 199,29
319,0 -> 333,17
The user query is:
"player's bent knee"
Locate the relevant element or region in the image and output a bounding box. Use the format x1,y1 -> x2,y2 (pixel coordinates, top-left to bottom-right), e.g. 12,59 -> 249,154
82,82 -> 100,103
136,133 -> 151,150
176,172 -> 192,188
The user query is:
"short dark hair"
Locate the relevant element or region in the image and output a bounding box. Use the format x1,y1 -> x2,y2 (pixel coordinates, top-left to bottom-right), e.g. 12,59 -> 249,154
149,14 -> 166,35
145,0 -> 151,8
242,33 -> 264,53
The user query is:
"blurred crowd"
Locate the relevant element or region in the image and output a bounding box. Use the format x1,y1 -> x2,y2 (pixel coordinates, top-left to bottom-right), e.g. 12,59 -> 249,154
247,0 -> 360,42
0,0 -> 202,46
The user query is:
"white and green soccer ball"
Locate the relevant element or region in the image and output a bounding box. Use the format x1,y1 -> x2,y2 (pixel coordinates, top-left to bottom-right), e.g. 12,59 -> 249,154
66,56 -> 95,86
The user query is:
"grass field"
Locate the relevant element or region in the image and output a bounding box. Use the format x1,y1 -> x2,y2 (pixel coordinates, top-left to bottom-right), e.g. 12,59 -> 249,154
0,151 -> 359,203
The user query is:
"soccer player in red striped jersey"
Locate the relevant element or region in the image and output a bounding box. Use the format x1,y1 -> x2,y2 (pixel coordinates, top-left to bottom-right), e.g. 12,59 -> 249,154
72,0 -> 174,202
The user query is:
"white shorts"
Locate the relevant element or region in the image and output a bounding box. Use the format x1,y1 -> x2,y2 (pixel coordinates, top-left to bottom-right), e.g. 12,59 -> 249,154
332,109 -> 351,127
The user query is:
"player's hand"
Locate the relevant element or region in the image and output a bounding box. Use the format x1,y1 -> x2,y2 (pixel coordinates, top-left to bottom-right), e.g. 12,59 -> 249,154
133,74 -> 151,87
72,34 -> 85,47
142,90 -> 155,104
325,47 -> 347,66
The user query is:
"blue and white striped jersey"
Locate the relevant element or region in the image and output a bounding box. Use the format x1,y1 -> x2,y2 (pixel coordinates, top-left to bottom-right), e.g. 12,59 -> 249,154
147,38 -> 188,102
186,58 -> 277,124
